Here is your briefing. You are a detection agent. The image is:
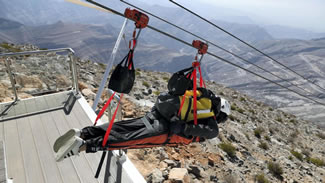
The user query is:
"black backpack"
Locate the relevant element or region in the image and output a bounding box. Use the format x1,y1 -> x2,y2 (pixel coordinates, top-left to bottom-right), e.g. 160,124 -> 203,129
108,50 -> 135,94
167,67 -> 193,96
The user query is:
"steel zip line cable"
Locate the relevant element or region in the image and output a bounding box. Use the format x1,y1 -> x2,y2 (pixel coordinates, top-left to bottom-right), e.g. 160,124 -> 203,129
84,0 -> 325,106
119,0 -> 315,96
169,0 -> 325,92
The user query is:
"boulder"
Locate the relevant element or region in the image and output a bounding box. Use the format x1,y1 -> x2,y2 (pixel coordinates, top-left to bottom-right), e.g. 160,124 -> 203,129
188,165 -> 207,179
159,161 -> 168,170
82,88 -> 96,100
168,168 -> 190,183
148,168 -> 165,183
164,159 -> 177,167
159,149 -> 169,160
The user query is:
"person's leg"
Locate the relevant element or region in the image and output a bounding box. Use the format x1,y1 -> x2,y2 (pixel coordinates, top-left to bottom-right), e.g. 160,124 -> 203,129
85,111 -> 170,152
54,116 -> 149,156
84,116 -> 148,152
55,110 -> 170,158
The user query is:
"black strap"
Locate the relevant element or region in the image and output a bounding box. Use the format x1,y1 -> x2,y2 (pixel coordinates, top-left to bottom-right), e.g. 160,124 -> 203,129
119,53 -> 129,66
178,66 -> 193,75
118,50 -> 134,70
95,151 -> 107,178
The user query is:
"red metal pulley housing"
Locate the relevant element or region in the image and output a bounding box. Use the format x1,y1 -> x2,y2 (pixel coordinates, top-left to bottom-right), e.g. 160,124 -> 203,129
124,8 -> 149,29
192,40 -> 208,54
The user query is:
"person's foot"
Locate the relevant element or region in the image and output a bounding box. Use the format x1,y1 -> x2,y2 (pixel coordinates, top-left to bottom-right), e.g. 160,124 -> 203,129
55,136 -> 84,162
53,128 -> 81,153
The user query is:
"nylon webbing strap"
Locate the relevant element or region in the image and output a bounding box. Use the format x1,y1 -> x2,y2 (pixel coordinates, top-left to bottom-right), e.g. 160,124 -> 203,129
141,117 -> 155,133
178,95 -> 186,117
128,28 -> 141,70
102,94 -> 123,147
198,66 -> 206,88
94,92 -> 117,179
95,151 -> 107,178
192,65 -> 198,125
127,50 -> 134,70
94,92 -> 116,126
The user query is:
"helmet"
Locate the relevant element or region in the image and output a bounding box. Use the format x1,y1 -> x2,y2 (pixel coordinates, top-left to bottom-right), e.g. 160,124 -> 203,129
220,98 -> 231,115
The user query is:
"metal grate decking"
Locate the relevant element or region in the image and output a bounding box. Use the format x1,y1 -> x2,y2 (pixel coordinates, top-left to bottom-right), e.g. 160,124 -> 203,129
0,91 -> 145,183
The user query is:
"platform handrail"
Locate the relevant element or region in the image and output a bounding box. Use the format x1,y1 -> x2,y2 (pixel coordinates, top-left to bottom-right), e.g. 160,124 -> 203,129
0,48 -> 79,102
0,48 -> 75,57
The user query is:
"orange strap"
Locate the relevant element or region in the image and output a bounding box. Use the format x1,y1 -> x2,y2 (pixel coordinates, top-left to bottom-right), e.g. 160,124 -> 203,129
102,94 -> 123,147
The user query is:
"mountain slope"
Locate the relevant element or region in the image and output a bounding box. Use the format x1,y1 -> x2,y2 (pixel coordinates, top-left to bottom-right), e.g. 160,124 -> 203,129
0,43 -> 324,182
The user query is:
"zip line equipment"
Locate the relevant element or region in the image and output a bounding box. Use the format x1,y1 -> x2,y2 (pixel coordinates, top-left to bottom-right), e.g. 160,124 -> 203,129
182,40 -> 208,125
92,6 -> 149,178
119,0 -> 316,97
169,0 -> 325,93
104,6 -> 148,143
84,0 -> 325,111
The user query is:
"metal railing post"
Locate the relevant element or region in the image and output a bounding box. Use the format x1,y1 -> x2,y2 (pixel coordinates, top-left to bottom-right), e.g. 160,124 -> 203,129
4,58 -> 18,102
69,52 -> 79,95
68,54 -> 75,90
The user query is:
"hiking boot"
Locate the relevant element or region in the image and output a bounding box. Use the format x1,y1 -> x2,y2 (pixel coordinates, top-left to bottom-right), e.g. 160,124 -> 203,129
55,136 -> 84,162
53,128 -> 81,153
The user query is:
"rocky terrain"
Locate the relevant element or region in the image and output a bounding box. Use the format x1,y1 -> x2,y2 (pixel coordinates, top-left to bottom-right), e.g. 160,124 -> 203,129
1,43 -> 325,183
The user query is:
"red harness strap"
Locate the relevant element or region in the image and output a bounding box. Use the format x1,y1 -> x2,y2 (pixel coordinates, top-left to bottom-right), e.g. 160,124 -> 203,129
92,91 -> 124,147
102,94 -> 123,147
177,61 -> 205,126
198,66 -> 206,88
178,95 -> 186,117
192,61 -> 200,125
127,29 -> 138,70
94,92 -> 116,126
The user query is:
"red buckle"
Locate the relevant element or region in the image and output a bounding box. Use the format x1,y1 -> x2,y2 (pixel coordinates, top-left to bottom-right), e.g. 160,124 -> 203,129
124,8 -> 149,29
192,40 -> 208,54
192,61 -> 200,67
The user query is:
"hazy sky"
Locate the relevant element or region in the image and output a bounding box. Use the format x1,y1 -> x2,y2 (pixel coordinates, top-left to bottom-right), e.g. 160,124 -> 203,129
201,0 -> 325,32
149,0 -> 325,32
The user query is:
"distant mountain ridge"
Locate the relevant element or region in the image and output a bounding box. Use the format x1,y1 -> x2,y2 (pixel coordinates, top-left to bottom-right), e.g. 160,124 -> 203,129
0,18 -> 23,30
0,16 -> 274,67
0,15 -> 324,125
263,25 -> 325,40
